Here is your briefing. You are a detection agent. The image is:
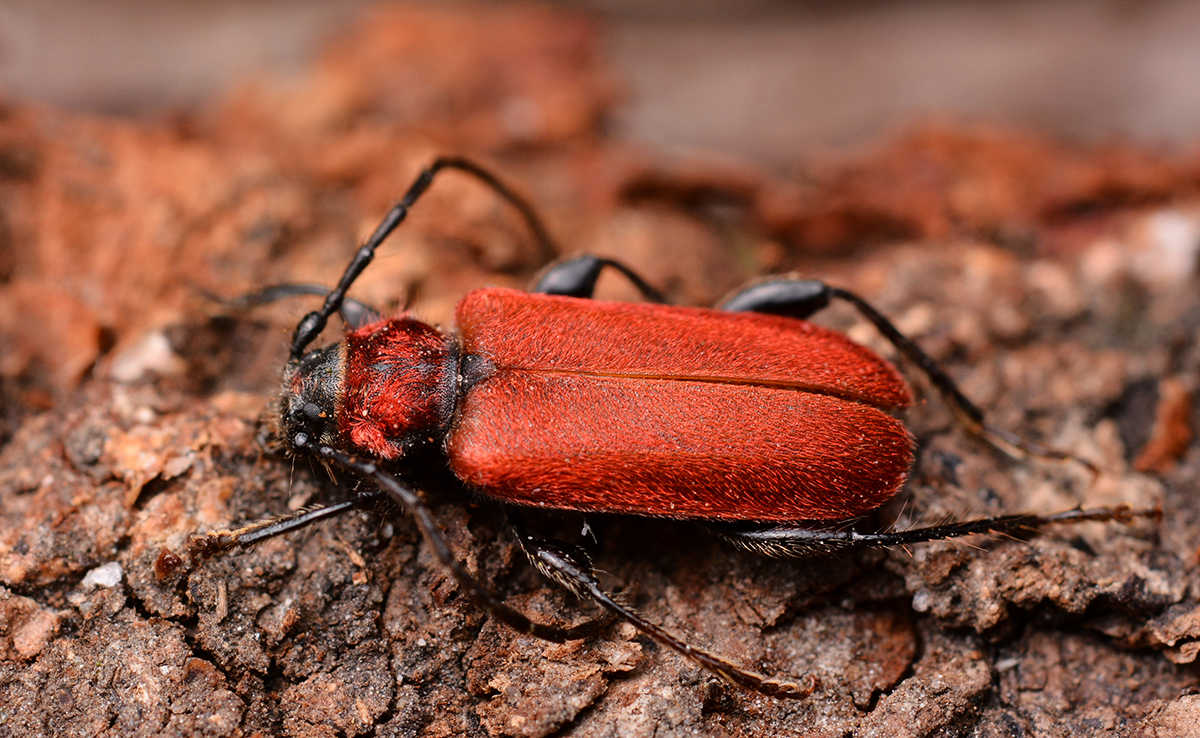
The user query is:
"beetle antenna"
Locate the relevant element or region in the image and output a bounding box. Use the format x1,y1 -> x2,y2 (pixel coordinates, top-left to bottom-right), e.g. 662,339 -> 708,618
710,504 -> 1159,559
290,157 -> 560,359
201,283 -> 384,330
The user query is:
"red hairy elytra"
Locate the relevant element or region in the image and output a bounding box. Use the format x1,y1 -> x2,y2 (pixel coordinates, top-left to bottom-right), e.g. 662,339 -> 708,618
448,288 -> 914,521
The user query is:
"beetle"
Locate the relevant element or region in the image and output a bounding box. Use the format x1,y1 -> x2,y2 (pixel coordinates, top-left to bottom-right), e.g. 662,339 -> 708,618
190,157 -> 1149,698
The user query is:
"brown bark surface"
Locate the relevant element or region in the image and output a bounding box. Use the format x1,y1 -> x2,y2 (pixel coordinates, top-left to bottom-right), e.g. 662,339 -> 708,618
1,5 -> 1199,737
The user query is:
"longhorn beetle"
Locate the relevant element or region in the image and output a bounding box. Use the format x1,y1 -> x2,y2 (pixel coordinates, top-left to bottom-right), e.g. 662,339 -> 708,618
190,157 -> 1152,698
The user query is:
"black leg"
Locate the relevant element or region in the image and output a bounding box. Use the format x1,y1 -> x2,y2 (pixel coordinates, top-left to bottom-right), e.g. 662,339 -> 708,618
533,255 -> 666,302
292,442 -> 813,697
194,445 -> 608,642
189,500 -> 362,560
717,278 -> 834,319
710,505 -> 1159,559
188,484 -> 391,560
290,157 -> 560,359
291,439 -> 616,644
720,278 -> 1095,470
508,517 -> 817,698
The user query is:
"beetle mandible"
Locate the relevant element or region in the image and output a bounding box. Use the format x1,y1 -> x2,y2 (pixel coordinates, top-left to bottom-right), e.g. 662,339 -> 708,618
190,157 -> 1150,698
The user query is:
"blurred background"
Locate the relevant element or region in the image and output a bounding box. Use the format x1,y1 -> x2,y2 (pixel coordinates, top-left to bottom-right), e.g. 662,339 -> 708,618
3,0 -> 1200,163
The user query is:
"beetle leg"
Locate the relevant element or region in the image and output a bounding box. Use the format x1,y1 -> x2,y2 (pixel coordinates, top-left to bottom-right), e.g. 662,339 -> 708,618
265,447 -> 819,699
508,518 -> 819,699
710,505 -> 1160,558
720,278 -> 1096,471
718,278 -> 834,318
187,484 -> 391,560
188,500 -> 362,560
504,511 -> 603,598
302,440 -> 616,644
532,255 -> 666,302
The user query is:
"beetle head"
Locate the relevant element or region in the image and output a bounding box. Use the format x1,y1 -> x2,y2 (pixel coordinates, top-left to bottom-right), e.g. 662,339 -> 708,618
278,342 -> 346,453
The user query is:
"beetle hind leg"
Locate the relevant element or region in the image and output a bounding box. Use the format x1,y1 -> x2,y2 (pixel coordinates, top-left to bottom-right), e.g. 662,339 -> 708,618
509,517 -> 819,699
711,505 -> 1159,558
720,278 -> 1096,471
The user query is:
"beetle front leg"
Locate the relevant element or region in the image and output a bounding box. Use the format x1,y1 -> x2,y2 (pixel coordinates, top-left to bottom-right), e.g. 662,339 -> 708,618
188,484 -> 392,561
720,278 -> 1094,470
302,441 -> 616,645
509,518 -> 818,699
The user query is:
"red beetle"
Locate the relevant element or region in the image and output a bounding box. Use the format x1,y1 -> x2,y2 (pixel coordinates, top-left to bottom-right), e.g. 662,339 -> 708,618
300,286 -> 913,522
192,158 -> 1147,698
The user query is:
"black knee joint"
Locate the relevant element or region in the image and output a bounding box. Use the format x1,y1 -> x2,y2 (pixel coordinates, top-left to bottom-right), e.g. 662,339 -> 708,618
719,280 -> 831,318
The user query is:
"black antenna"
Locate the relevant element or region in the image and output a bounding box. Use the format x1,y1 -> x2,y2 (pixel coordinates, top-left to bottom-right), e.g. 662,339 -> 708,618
289,157 -> 559,360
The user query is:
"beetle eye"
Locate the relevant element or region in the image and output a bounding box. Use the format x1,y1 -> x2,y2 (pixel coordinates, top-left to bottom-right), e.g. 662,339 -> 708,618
287,402 -> 329,441
297,402 -> 328,434
303,402 -> 326,422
